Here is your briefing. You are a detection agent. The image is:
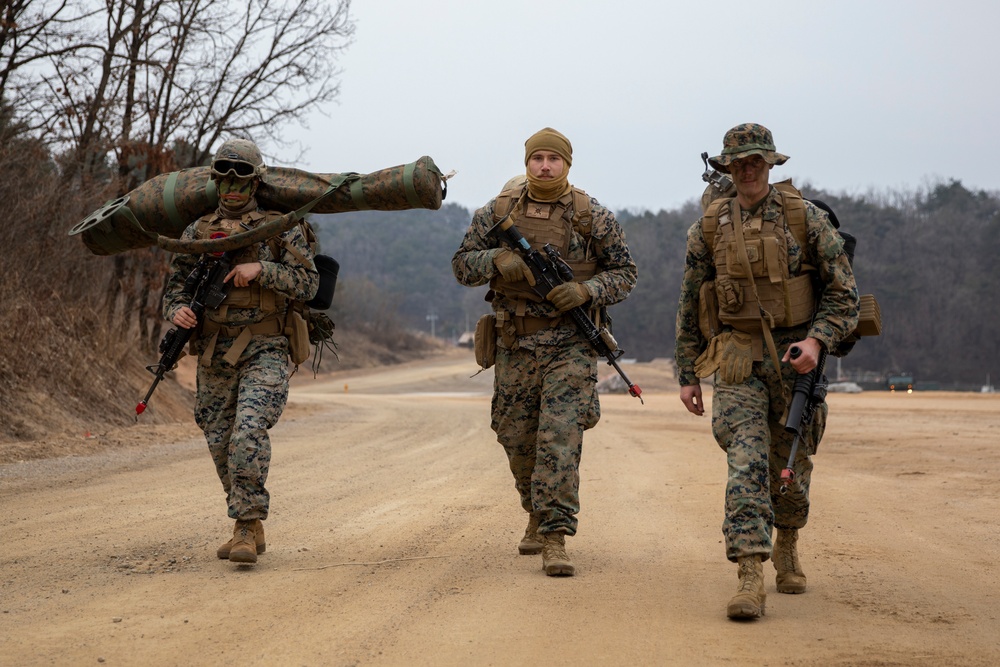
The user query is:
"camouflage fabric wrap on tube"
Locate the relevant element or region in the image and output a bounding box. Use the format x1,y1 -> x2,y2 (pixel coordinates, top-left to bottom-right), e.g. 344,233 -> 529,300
69,156 -> 446,256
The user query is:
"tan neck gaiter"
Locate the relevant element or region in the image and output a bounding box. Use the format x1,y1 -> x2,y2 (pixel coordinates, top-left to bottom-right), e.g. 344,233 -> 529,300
526,172 -> 571,202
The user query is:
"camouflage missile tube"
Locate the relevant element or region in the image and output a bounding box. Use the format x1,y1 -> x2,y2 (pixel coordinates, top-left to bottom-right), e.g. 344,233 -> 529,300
69,155 -> 446,256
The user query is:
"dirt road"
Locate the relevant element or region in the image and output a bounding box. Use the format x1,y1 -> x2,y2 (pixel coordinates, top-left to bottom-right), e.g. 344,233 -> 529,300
2,350 -> 998,666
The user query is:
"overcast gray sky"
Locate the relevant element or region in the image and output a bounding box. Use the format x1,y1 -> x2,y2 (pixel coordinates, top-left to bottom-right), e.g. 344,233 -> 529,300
279,0 -> 999,213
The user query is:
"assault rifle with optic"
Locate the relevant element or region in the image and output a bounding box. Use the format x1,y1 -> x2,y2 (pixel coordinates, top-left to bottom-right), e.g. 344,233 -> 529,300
135,252 -> 234,418
488,215 -> 642,403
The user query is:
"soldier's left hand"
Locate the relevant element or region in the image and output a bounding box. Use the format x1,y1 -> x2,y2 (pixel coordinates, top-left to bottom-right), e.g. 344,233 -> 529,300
546,282 -> 591,312
225,262 -> 263,288
782,336 -> 822,374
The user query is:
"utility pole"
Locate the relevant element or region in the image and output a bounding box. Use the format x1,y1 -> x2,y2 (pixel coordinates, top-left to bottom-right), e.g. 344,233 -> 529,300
426,312 -> 438,338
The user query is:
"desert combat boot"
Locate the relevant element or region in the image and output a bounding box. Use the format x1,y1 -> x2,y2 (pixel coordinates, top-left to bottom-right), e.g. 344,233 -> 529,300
727,555 -> 766,619
225,519 -> 265,564
773,528 -> 807,593
217,519 -> 265,559
540,532 -> 575,576
518,513 -> 543,555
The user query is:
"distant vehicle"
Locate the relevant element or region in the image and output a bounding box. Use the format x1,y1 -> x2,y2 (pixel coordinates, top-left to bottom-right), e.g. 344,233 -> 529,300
887,373 -> 914,393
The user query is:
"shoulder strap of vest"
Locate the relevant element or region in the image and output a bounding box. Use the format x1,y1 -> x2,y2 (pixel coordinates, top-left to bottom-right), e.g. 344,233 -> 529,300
569,187 -> 593,239
701,197 -> 728,250
492,185 -> 525,223
774,180 -> 807,249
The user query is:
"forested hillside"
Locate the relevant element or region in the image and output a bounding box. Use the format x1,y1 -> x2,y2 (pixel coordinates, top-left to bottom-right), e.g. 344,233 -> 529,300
313,180 -> 1000,389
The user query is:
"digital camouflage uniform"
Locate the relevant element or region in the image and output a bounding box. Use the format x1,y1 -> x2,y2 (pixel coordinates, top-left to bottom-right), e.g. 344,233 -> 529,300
452,194 -> 636,536
162,213 -> 318,522
675,186 -> 859,562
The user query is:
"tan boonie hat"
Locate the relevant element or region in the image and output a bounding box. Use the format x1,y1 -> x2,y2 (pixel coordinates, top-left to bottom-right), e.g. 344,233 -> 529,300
708,123 -> 789,174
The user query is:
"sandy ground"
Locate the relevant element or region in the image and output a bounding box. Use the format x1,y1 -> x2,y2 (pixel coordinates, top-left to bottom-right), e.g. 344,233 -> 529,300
1,348 -> 999,666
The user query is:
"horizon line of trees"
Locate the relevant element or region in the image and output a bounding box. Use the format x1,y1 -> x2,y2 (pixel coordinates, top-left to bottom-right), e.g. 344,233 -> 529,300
314,178 -> 1000,389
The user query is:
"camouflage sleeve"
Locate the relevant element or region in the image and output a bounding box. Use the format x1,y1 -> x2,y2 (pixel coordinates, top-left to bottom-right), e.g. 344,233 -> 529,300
452,199 -> 503,287
161,223 -> 201,322
803,204 -> 860,351
257,222 -> 320,302
583,201 -> 637,307
674,219 -> 714,386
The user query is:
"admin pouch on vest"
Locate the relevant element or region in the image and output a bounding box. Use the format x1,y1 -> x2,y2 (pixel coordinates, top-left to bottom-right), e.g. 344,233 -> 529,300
699,180 -> 880,367
487,184 -> 601,344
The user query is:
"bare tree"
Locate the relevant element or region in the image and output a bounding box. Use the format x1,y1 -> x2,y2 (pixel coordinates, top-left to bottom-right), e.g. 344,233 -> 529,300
0,0 -> 98,141
19,0 -> 354,181
4,0 -> 355,350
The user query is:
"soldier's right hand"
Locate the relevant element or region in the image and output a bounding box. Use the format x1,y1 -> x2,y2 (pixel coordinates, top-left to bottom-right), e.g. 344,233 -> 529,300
493,249 -> 535,286
680,384 -> 705,416
173,306 -> 198,330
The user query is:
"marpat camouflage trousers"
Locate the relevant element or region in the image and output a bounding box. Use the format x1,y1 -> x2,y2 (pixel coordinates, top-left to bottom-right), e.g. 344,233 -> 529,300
711,351 -> 826,562
195,335 -> 290,521
492,337 -> 600,536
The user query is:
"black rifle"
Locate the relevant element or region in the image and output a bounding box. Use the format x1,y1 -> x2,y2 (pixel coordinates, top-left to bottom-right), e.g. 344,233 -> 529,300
489,215 -> 642,403
779,345 -> 829,494
135,252 -> 234,417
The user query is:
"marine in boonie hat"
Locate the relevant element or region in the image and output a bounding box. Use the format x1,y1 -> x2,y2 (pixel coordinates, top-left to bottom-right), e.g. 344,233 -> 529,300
707,123 -> 789,174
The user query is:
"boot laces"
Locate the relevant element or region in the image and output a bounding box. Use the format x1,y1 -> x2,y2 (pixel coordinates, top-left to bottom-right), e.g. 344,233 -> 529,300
737,559 -> 762,592
543,536 -> 568,561
235,521 -> 254,542
775,532 -> 801,573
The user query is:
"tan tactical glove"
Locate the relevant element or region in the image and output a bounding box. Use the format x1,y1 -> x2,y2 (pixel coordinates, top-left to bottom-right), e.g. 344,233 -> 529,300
546,282 -> 591,312
719,331 -> 753,384
493,249 -> 535,285
694,333 -> 725,378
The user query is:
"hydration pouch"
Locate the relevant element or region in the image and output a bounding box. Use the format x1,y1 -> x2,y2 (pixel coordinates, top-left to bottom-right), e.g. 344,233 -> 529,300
474,313 -> 497,369
306,254 -> 339,310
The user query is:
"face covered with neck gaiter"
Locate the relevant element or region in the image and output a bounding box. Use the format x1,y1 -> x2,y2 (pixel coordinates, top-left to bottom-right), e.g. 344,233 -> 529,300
524,127 -> 573,202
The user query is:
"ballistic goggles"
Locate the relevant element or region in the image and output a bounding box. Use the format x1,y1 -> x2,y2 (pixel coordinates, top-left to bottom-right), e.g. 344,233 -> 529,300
211,159 -> 260,179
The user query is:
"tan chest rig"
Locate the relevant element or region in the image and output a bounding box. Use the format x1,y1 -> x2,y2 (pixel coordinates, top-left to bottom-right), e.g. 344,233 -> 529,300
192,211 -> 287,366
488,186 -> 599,338
701,185 -> 816,361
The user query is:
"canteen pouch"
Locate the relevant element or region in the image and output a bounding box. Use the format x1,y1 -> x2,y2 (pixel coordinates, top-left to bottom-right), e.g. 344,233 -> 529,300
698,280 -> 721,340
285,308 -> 310,365
474,313 -> 497,369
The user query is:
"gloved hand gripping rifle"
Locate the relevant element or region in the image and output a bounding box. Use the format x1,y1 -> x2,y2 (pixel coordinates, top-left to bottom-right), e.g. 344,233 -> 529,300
778,345 -> 829,494
488,214 -> 642,403
135,251 -> 234,418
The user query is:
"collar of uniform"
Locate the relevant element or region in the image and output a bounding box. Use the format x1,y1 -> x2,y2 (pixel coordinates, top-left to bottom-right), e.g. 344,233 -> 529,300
759,186 -> 782,222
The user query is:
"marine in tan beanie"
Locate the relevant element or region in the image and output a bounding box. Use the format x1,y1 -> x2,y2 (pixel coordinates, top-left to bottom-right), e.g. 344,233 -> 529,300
524,127 -> 573,202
